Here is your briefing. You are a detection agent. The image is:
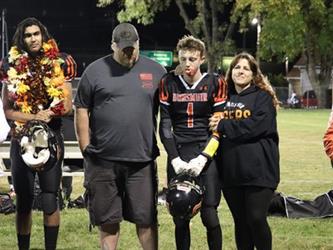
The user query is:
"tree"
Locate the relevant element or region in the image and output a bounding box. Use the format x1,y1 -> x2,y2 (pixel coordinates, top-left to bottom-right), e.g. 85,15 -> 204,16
97,0 -> 237,72
234,0 -> 333,107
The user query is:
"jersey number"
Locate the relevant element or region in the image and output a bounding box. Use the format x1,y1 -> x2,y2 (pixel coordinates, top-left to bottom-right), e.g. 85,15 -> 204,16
186,102 -> 194,128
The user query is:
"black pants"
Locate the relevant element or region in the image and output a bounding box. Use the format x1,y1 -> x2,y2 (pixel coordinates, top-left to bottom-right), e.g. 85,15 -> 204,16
10,133 -> 64,213
223,186 -> 274,250
167,142 -> 222,250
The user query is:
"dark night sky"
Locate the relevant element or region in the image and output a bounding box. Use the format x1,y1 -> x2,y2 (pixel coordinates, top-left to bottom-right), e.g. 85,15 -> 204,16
1,0 -> 189,73
0,0 -> 261,75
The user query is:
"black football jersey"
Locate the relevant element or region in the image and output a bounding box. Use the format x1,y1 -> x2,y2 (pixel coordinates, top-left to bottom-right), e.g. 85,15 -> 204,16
159,72 -> 227,148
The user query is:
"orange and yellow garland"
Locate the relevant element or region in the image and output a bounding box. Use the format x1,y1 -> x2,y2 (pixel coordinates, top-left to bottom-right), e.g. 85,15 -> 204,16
3,39 -> 66,132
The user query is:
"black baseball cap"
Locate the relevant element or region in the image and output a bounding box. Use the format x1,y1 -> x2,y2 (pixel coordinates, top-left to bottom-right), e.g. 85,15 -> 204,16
112,23 -> 139,49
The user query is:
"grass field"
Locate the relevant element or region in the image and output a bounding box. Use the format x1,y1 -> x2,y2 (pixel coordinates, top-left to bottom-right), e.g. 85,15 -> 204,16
1,108 -> 333,249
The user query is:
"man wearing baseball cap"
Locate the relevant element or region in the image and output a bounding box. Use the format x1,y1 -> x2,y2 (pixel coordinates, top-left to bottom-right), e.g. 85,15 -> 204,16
74,23 -> 166,249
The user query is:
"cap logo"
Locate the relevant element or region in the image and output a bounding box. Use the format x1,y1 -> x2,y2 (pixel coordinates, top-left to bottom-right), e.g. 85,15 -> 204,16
120,31 -> 132,39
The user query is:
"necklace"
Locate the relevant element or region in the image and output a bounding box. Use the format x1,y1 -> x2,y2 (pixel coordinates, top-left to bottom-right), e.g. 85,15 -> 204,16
4,39 -> 66,131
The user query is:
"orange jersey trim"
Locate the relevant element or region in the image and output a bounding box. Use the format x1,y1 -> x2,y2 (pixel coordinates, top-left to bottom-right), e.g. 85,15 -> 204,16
159,77 -> 169,102
214,76 -> 227,104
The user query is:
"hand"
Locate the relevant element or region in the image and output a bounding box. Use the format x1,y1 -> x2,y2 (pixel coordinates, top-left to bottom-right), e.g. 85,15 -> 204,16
171,157 -> 188,174
188,155 -> 208,176
209,112 -> 223,131
34,110 -> 54,123
81,144 -> 90,154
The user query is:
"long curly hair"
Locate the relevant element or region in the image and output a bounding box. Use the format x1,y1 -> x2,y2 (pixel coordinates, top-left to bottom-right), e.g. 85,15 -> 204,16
225,52 -> 280,107
12,17 -> 53,53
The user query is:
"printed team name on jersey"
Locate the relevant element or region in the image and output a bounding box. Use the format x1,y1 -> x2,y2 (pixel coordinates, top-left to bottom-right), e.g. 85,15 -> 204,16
172,93 -> 208,102
140,73 -> 153,88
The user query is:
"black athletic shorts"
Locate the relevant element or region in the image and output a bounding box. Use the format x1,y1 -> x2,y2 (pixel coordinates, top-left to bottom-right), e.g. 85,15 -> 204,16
84,156 -> 158,226
10,132 -> 64,212
167,142 -> 221,208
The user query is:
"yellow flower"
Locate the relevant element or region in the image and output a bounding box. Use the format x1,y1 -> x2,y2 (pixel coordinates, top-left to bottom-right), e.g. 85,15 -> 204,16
21,102 -> 32,113
7,67 -> 18,80
16,82 -> 30,95
57,57 -> 64,66
53,62 -> 62,76
47,87 -> 62,98
50,75 -> 65,88
17,73 -> 27,80
42,42 -> 52,52
41,57 -> 50,65
8,47 -> 20,63
44,77 -> 51,86
6,39 -> 67,133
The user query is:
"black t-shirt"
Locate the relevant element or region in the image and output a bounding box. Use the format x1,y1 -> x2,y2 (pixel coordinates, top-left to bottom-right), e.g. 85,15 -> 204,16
159,72 -> 227,159
74,55 -> 166,162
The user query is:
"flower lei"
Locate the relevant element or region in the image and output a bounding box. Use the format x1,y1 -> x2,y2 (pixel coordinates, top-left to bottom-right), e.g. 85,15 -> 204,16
4,39 -> 66,132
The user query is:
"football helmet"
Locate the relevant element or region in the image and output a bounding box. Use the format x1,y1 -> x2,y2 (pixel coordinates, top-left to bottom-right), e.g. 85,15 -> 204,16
166,171 -> 204,220
19,120 -> 59,171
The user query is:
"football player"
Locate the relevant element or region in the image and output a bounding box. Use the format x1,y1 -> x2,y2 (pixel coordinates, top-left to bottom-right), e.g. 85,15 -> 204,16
0,17 -> 76,250
159,35 -> 227,250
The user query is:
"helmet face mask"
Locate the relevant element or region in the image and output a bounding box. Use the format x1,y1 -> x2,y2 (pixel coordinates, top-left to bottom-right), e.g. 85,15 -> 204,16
166,172 -> 204,220
19,120 -> 59,171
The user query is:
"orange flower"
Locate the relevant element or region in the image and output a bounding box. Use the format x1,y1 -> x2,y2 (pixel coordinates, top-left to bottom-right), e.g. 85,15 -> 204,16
6,39 -> 66,134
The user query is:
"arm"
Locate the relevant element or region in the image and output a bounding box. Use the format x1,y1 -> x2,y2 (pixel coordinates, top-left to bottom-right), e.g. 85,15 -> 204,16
0,98 -> 10,143
188,75 -> 227,176
62,54 -> 77,82
2,84 -> 57,123
159,104 -> 179,160
2,85 -> 43,122
201,131 -> 220,159
202,74 -> 227,159
73,72 -> 92,153
53,53 -> 76,116
74,107 -> 90,152
59,81 -> 72,116
158,75 -> 179,159
159,75 -> 188,173
323,109 -> 333,160
215,91 -> 276,142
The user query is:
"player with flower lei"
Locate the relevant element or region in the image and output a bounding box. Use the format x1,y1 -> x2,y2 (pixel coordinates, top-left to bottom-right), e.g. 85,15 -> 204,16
0,17 -> 76,250
3,39 -> 69,135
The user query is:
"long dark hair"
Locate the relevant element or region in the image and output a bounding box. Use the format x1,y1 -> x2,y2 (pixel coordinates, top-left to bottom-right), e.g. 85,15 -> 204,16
12,17 -> 53,53
226,52 -> 279,107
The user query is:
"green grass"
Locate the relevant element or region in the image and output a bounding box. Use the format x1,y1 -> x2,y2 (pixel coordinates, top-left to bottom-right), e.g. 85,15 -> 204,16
1,108 -> 333,249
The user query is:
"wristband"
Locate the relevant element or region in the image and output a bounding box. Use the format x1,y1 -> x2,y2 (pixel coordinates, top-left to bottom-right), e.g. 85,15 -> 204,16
202,136 -> 219,159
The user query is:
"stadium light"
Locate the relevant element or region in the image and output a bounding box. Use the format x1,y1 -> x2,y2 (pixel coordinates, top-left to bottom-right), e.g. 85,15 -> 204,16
251,17 -> 261,65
